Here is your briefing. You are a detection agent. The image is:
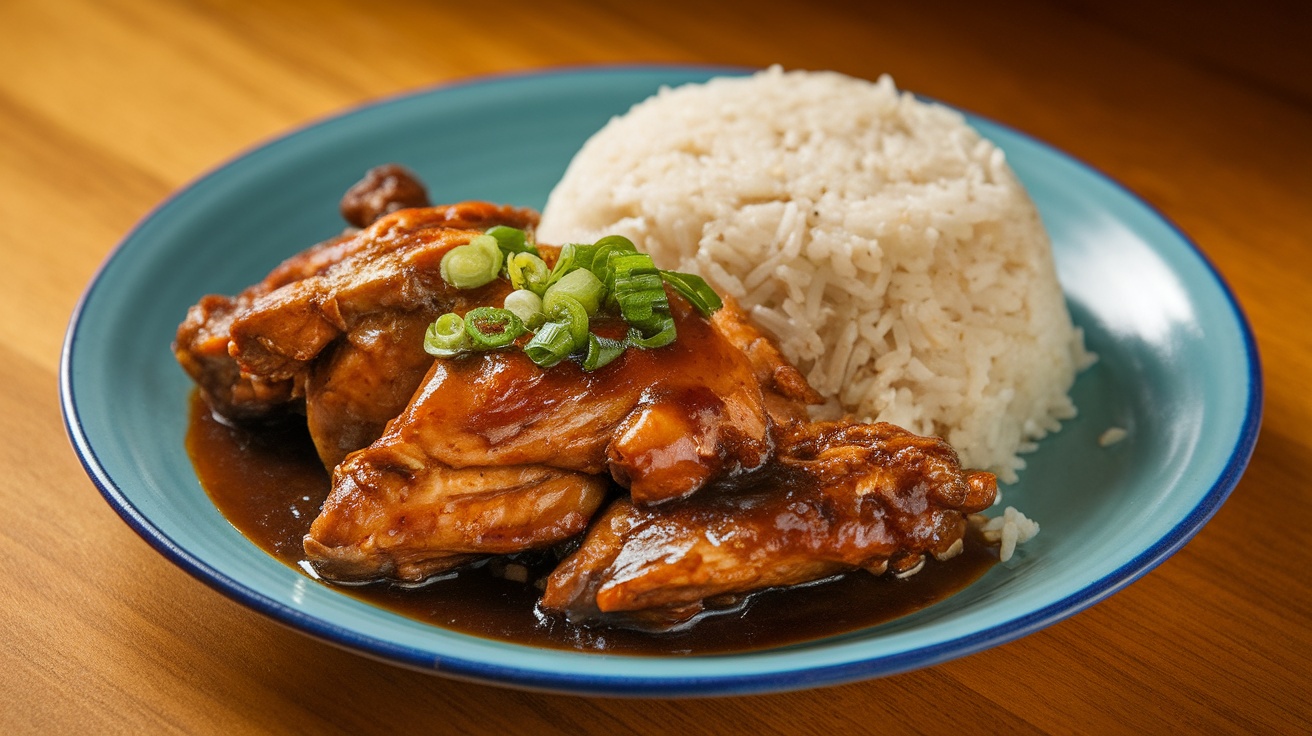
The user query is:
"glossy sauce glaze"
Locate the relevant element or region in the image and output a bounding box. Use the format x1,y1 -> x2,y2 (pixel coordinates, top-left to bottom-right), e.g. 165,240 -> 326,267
187,392 -> 997,655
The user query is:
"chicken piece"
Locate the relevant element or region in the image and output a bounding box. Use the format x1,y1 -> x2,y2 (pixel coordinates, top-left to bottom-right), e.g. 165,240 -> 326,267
175,164 -> 433,422
355,297 -> 777,497
709,297 -> 822,424
302,296 -> 813,583
339,163 -> 430,228
174,231 -> 358,421
302,310 -> 438,467
539,421 -> 998,630
305,457 -> 609,583
177,183 -> 537,465
227,202 -> 536,385
231,203 -> 537,467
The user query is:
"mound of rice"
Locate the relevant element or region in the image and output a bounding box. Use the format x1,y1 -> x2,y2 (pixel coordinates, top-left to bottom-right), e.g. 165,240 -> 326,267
538,67 -> 1089,482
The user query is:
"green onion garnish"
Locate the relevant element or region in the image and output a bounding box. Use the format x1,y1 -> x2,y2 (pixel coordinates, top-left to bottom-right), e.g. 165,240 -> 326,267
611,253 -> 669,333
524,320 -> 577,368
462,306 -> 526,349
503,289 -> 544,329
544,267 -> 605,316
507,252 -> 550,295
486,224 -> 537,256
626,321 -> 678,349
543,292 -> 590,351
659,271 -> 723,317
544,243 -> 578,289
423,313 -> 470,357
440,235 -> 504,289
583,333 -> 627,370
427,226 -> 722,370
573,234 -> 636,276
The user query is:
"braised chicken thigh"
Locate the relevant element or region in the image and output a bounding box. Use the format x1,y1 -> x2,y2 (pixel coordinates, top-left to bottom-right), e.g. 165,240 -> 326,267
540,421 -> 998,628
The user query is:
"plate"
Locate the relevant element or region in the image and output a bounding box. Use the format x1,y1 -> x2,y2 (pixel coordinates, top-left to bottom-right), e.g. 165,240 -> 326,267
61,65 -> 1261,697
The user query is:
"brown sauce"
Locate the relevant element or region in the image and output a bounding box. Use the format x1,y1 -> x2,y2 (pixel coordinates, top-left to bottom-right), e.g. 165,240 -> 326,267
187,392 -> 997,655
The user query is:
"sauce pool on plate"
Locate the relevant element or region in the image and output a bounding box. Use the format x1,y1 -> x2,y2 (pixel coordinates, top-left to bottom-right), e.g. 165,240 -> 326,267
187,392 -> 997,655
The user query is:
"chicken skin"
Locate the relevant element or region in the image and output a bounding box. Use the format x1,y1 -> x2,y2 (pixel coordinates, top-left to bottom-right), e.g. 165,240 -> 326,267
177,165 -> 435,423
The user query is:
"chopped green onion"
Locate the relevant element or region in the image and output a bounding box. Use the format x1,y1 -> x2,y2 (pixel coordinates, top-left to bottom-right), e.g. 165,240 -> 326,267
579,236 -> 639,307
503,289 -> 544,329
507,252 -> 550,295
544,292 -> 590,351
612,255 -> 669,333
609,251 -> 659,278
582,333 -> 627,370
524,321 -> 577,368
441,238 -> 504,289
426,230 -> 722,370
614,271 -> 666,326
462,306 -> 525,349
545,243 -> 579,289
424,313 -> 470,357
572,235 -> 635,274
469,234 -> 505,274
592,234 -> 638,253
486,225 -> 537,256
660,271 -> 723,316
627,320 -> 677,349
544,267 -> 605,316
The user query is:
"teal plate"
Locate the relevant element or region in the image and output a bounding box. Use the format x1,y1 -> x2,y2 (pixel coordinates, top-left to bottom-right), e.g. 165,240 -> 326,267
61,66 -> 1261,697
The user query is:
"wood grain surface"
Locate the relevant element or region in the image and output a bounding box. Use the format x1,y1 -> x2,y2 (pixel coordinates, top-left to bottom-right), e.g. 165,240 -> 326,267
4,0 -> 1309,733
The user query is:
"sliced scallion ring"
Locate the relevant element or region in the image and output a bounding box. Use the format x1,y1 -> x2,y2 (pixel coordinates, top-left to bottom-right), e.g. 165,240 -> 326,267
462,306 -> 526,349
441,239 -> 504,289
426,230 -> 722,370
507,252 -> 550,295
544,292 -> 590,351
486,225 -> 537,256
424,313 -> 470,356
627,320 -> 678,349
503,289 -> 544,329
614,273 -> 669,332
660,270 -> 723,316
545,243 -> 578,289
544,267 -> 605,316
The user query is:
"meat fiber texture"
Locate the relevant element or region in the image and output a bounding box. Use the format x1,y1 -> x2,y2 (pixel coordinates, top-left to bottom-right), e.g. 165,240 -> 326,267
538,66 -> 1091,482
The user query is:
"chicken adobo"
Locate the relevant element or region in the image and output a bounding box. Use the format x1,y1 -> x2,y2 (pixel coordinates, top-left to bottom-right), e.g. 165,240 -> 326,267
177,165 -> 999,637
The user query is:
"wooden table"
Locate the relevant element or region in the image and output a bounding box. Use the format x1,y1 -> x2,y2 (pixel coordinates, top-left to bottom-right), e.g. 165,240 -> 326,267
5,0 -> 1309,732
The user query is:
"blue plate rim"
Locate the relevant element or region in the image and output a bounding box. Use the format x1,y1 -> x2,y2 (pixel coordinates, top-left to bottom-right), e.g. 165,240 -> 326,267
59,63 -> 1263,698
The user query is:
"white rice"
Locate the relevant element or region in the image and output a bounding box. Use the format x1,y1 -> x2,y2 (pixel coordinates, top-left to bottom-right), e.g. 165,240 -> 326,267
975,507 -> 1041,562
1098,426 -> 1128,447
539,67 -> 1089,482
